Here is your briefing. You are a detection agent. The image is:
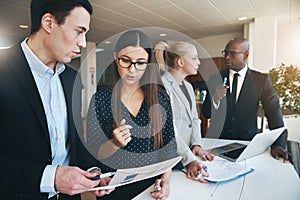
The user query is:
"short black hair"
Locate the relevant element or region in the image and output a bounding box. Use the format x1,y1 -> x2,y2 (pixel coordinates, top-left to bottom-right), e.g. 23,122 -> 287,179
30,0 -> 93,34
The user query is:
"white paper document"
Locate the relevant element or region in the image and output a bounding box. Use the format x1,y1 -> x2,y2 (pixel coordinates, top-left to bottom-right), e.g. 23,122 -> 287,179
89,156 -> 182,191
201,156 -> 254,182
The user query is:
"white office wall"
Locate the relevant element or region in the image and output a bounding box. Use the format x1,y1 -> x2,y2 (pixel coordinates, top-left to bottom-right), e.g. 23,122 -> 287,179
80,42 -> 97,120
277,22 -> 300,67
253,16 -> 278,73
196,32 -> 243,58
196,21 -> 300,69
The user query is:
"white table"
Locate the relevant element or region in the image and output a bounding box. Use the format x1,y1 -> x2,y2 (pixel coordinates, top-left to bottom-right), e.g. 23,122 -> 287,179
133,139 -> 300,200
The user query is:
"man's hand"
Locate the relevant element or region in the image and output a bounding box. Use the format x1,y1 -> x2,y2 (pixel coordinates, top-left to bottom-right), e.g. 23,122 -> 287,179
213,85 -> 228,103
54,166 -> 114,197
90,177 -> 115,197
271,146 -> 294,165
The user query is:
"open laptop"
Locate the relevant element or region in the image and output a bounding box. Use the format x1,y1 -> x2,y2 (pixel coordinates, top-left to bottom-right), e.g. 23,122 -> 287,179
206,127 -> 285,162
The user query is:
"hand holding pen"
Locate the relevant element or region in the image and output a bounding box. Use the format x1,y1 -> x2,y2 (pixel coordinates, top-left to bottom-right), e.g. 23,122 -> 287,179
90,172 -> 116,196
87,167 -> 116,180
151,178 -> 170,200
86,168 -> 116,196
186,160 -> 209,183
196,165 -> 208,180
213,77 -> 229,103
194,165 -> 209,184
90,172 -> 116,180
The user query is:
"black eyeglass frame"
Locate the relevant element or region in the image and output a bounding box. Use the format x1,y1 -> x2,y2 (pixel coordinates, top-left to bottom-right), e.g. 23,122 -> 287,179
221,50 -> 247,57
117,57 -> 149,71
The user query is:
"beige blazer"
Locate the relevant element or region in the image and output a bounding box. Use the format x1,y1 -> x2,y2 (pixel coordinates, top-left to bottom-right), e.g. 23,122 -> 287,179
162,72 -> 202,166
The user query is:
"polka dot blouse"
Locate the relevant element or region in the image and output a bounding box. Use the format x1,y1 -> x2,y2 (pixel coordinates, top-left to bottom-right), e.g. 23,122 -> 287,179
86,86 -> 178,172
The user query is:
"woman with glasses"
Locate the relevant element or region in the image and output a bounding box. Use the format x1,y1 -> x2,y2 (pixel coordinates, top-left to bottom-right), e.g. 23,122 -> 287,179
155,41 -> 213,183
86,30 -> 179,200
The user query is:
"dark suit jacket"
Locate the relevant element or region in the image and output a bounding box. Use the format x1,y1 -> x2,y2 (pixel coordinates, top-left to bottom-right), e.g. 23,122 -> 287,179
0,44 -> 97,199
202,68 -> 286,147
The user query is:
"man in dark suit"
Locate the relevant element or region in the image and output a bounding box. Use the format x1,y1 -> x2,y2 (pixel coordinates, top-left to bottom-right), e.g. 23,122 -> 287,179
0,1 -> 114,199
202,38 -> 293,164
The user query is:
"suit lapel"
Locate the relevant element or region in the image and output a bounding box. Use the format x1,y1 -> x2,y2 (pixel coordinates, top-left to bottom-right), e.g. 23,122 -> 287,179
8,46 -> 50,144
60,68 -> 74,148
222,70 -> 234,113
183,80 -> 195,119
165,72 -> 193,120
60,67 -> 84,156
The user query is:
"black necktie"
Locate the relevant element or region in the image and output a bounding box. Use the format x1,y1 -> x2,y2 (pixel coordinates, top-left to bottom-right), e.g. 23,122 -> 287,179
231,73 -> 239,109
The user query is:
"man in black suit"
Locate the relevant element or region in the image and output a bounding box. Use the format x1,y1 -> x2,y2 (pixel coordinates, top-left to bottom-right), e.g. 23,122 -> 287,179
202,38 -> 293,164
0,1 -> 114,199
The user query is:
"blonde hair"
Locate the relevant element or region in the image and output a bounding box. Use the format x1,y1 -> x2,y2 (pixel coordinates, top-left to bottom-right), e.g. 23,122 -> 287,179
154,41 -> 169,73
154,41 -> 196,73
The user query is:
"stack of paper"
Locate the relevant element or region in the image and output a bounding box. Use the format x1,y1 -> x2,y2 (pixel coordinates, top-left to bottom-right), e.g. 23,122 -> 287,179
201,156 -> 254,182
89,156 -> 182,190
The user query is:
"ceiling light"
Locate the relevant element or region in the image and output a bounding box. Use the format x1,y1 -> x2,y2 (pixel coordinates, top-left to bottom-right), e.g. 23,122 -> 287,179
96,48 -> 104,52
104,41 -> 111,44
238,16 -> 247,21
160,33 -> 167,37
19,24 -> 29,29
0,46 -> 12,50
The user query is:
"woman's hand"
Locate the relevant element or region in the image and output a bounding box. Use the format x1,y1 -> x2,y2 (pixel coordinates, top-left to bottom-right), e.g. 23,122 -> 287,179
186,160 -> 209,183
98,119 -> 132,159
111,119 -> 132,147
192,145 -> 214,161
151,178 -> 170,200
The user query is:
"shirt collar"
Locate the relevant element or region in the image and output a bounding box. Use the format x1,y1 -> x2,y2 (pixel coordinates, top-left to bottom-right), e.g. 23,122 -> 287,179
229,64 -> 248,78
21,38 -> 65,77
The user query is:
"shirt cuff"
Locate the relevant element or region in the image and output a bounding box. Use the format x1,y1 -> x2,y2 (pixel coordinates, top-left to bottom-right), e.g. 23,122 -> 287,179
40,165 -> 58,193
87,166 -> 101,172
181,150 -> 197,166
212,97 -> 220,109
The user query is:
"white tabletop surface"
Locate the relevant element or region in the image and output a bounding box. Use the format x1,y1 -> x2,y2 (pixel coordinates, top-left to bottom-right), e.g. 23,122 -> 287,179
133,138 -> 300,200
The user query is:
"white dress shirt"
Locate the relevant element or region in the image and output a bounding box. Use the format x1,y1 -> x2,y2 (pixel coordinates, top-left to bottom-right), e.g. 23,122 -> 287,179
213,65 -> 248,108
229,65 -> 248,102
21,39 -> 69,197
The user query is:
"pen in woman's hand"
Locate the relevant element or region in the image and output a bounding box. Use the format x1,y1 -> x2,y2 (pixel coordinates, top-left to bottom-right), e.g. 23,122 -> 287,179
152,185 -> 161,192
196,165 -> 208,180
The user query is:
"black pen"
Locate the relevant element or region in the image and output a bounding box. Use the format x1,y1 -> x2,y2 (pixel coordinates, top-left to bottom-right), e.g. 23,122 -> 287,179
91,172 -> 116,180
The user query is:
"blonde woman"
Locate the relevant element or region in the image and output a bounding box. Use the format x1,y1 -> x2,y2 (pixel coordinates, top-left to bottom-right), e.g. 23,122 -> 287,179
155,41 -> 213,182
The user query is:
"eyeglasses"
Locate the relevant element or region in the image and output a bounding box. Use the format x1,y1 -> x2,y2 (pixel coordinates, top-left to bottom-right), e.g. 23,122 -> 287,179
222,50 -> 246,57
117,58 -> 149,71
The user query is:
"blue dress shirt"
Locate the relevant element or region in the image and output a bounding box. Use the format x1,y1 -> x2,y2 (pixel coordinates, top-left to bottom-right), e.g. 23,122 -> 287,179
21,39 -> 69,197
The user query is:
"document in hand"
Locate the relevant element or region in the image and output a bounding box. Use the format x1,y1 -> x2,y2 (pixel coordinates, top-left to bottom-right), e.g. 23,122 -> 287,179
89,156 -> 182,191
201,157 -> 254,183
